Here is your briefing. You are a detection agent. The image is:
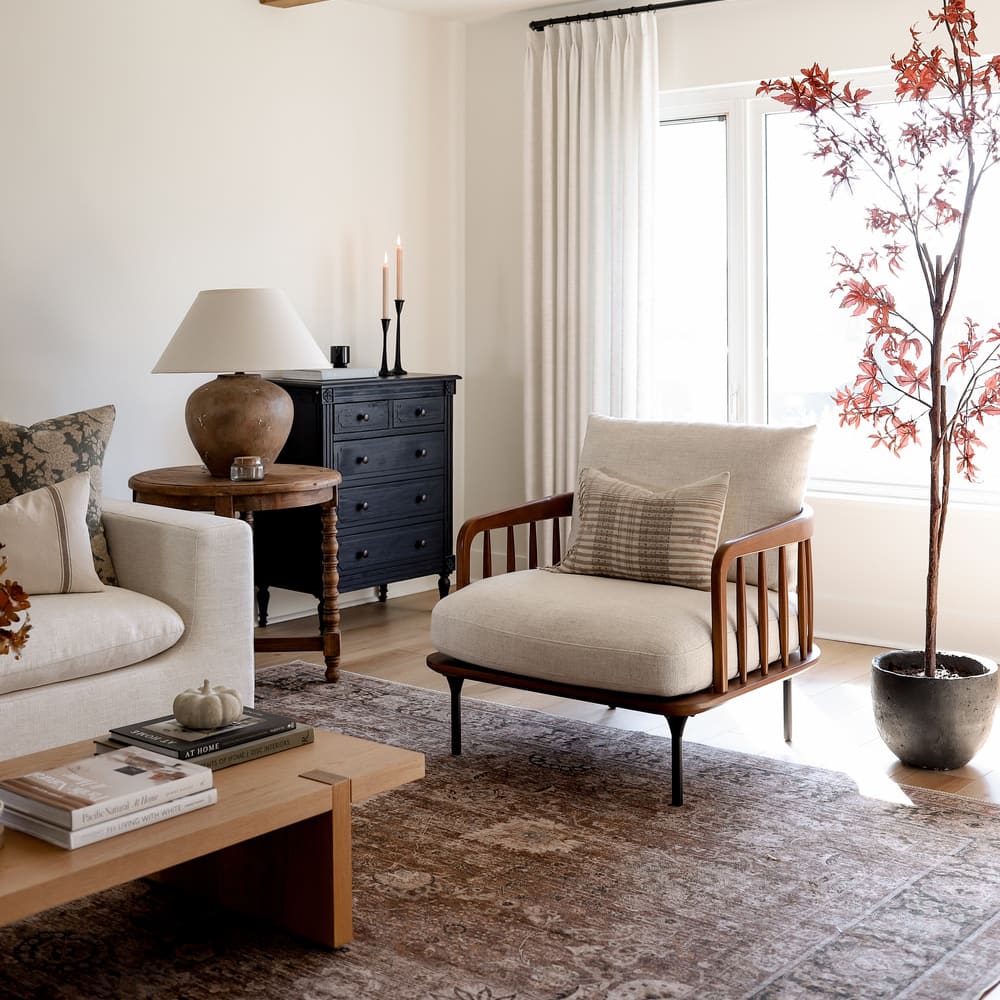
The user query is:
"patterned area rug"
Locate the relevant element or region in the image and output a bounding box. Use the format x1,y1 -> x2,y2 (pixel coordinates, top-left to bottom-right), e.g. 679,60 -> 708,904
3,663 -> 1000,1000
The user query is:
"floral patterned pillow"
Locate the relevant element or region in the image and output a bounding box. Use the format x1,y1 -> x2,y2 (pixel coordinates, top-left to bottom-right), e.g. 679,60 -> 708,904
0,406 -> 117,585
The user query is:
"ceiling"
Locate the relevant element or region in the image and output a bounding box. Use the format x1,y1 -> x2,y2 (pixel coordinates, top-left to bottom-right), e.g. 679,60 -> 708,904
364,0 -> 579,23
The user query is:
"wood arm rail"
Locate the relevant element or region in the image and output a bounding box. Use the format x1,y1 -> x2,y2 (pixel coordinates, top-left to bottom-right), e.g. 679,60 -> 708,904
455,492 -> 574,588
710,505 -> 815,695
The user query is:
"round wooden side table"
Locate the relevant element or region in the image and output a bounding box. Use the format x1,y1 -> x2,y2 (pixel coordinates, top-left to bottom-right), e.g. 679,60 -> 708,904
128,464 -> 344,681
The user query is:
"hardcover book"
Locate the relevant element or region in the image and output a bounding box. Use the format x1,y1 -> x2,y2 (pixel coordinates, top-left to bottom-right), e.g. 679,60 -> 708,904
94,722 -> 315,770
109,707 -> 297,760
0,748 -> 213,830
2,786 -> 218,849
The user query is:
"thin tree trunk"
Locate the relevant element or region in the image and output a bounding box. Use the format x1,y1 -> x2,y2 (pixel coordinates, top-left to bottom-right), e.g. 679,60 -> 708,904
925,266 -> 947,679
925,396 -> 942,678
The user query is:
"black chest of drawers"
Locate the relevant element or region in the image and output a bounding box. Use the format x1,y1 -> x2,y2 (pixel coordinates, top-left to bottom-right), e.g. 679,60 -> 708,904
253,373 -> 460,625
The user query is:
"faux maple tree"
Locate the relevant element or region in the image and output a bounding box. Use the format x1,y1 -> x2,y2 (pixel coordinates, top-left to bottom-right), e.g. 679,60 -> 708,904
0,543 -> 30,658
759,0 -> 1000,677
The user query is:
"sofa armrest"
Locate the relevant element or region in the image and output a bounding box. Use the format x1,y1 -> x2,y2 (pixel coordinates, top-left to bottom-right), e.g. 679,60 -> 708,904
101,497 -> 254,647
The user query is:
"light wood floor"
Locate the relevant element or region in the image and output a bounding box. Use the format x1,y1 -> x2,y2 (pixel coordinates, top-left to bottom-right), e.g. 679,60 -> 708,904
255,590 -> 1000,807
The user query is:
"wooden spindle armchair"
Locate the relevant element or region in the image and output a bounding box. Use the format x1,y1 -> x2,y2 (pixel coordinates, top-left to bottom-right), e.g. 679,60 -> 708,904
427,416 -> 820,806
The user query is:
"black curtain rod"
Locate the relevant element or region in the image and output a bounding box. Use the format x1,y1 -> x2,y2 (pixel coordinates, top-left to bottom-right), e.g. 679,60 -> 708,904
529,0 -> 723,32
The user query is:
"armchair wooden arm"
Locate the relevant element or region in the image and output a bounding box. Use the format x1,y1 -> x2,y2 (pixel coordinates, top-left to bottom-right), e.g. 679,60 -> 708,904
710,505 -> 816,694
455,492 -> 574,588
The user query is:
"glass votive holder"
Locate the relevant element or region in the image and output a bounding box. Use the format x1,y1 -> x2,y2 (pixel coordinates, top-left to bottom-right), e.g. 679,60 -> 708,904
230,456 -> 264,482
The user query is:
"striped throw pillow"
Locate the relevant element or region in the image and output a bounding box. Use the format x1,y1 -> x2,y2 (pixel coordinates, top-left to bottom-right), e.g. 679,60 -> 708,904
555,467 -> 730,590
0,473 -> 105,594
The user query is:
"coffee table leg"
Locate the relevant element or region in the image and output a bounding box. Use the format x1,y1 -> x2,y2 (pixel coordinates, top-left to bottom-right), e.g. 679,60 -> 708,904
156,776 -> 353,948
320,498 -> 342,682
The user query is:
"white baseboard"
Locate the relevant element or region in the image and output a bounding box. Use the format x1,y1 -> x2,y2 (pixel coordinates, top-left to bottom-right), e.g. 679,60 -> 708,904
258,574 -> 449,624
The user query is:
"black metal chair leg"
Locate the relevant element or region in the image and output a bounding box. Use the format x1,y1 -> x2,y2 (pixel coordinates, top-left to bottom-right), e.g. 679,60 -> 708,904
666,715 -> 689,806
446,675 -> 465,755
783,679 -> 792,743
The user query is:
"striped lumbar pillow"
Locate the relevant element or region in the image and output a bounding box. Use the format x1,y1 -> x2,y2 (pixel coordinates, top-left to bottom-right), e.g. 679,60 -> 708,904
0,473 -> 105,594
554,467 -> 730,590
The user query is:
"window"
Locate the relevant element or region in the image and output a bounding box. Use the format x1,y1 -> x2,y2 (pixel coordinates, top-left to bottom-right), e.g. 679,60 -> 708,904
658,77 -> 1000,504
649,116 -> 729,423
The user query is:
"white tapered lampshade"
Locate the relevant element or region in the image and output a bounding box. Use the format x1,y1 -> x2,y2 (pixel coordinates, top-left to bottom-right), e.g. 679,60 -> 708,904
154,288 -> 329,477
153,288 -> 329,374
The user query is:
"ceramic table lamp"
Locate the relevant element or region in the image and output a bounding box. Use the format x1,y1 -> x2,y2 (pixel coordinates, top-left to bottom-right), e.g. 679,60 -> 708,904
154,288 -> 329,477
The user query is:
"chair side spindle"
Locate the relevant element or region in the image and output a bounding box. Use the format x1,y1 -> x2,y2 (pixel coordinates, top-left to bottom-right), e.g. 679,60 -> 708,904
757,551 -> 769,676
736,557 -> 748,684
778,546 -> 789,667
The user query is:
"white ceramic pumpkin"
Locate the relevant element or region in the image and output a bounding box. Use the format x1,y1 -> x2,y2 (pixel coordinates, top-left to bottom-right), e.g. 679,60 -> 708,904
172,679 -> 244,730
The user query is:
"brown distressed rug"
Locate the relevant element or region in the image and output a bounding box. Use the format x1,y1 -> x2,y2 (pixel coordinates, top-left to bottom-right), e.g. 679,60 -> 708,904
2,663 -> 1000,1000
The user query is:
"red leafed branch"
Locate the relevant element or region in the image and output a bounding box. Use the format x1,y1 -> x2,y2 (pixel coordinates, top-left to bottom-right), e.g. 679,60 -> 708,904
0,543 -> 31,659
759,1 -> 1000,675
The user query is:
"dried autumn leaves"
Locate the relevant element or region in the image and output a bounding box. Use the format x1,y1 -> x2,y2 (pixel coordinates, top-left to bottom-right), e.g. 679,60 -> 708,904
0,543 -> 30,658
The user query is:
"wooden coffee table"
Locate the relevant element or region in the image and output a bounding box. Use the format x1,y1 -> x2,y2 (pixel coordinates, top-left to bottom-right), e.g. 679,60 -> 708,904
0,729 -> 423,947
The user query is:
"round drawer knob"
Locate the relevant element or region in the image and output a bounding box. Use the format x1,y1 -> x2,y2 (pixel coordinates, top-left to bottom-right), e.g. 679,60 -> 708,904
416,538 -> 428,549
416,448 -> 428,458
415,407 -> 427,417
358,455 -> 370,465
416,493 -> 429,504
359,413 -> 370,423
358,549 -> 369,559
358,501 -> 369,511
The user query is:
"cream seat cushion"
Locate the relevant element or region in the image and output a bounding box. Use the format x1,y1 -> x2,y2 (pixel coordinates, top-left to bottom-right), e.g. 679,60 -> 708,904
431,569 -> 799,699
0,588 -> 184,696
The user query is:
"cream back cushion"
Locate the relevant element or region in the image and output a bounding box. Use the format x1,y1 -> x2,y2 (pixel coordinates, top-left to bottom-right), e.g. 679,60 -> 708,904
575,416 -> 815,587
554,468 -> 729,590
0,473 -> 104,594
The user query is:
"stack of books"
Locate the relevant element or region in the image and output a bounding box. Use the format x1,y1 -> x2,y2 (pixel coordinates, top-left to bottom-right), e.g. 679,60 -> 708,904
95,706 -> 313,771
0,747 -> 217,849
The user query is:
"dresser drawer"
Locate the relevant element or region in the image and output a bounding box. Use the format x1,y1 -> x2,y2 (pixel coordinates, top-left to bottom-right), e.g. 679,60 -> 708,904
333,400 -> 390,433
335,432 -> 445,480
338,520 -> 443,570
393,395 -> 445,428
339,477 -> 445,528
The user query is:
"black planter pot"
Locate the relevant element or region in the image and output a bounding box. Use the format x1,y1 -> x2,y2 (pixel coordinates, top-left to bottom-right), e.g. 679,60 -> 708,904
871,650 -> 1000,770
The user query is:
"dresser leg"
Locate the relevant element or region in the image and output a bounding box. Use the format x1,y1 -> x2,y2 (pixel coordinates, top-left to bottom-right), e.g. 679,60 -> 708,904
437,575 -> 451,599
319,500 -> 342,682
257,586 -> 271,628
377,584 -> 388,603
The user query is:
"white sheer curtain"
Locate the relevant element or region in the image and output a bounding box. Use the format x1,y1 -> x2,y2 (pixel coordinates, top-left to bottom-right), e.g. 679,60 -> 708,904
523,13 -> 659,500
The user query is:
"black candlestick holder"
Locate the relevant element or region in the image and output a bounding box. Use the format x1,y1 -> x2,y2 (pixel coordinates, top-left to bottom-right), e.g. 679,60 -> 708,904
379,317 -> 391,378
392,298 -> 407,376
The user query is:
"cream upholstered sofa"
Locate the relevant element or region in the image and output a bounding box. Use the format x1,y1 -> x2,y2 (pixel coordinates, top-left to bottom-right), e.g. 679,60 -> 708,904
429,415 -> 819,805
0,498 -> 254,759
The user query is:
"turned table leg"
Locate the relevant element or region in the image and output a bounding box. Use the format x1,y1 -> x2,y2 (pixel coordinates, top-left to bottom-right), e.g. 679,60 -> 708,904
319,498 -> 342,681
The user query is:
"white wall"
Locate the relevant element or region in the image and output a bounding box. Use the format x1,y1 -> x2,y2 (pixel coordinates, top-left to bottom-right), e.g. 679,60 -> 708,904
0,0 -> 465,612
465,0 -> 1000,658
1,0 -> 463,496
